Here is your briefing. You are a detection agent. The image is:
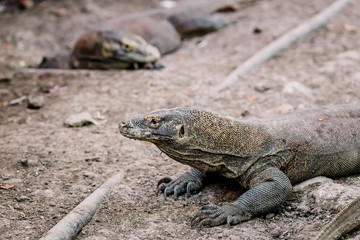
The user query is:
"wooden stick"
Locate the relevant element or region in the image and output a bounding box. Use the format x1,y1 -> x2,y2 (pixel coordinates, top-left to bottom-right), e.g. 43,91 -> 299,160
215,0 -> 353,93
39,172 -> 123,240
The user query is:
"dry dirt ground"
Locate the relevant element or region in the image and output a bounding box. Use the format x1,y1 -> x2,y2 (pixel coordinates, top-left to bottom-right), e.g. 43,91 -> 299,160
1,0 -> 360,239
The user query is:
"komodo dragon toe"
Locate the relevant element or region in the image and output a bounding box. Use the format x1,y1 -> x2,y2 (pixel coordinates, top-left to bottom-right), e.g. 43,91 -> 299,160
157,169 -> 205,200
192,204 -> 252,228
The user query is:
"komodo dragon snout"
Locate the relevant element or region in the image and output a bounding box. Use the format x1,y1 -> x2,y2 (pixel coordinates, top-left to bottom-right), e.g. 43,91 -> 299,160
119,108 -> 185,143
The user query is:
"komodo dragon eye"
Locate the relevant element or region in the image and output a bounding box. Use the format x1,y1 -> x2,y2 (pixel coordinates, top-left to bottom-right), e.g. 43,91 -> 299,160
146,116 -> 162,128
122,42 -> 133,52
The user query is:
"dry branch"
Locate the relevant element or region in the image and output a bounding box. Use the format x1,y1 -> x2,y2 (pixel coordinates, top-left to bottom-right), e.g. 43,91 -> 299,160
215,0 -> 353,92
39,172 -> 124,240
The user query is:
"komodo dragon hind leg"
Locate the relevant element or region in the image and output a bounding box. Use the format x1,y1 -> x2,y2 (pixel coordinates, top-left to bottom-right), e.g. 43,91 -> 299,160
192,167 -> 292,228
156,168 -> 207,200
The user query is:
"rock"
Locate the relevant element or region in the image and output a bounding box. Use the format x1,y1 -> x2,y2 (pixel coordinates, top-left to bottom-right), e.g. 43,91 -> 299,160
241,110 -> 250,117
266,104 -> 294,115
1,175 -> 11,180
285,206 -> 292,212
53,8 -> 67,17
282,81 -> 312,96
311,182 -> 353,207
27,93 -> 44,109
17,195 -> 30,202
17,158 -> 28,166
319,61 -> 337,74
266,213 -> 275,219
64,112 -> 98,127
160,0 -> 177,9
85,157 -> 101,162
293,176 -> 333,193
33,189 -> 56,198
254,83 -> 270,92
19,0 -> 34,9
294,176 -> 360,210
337,50 -> 360,61
83,171 -> 96,179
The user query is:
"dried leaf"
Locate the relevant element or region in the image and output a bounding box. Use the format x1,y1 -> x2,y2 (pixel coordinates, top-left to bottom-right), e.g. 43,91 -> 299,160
0,184 -> 15,190
247,96 -> 257,101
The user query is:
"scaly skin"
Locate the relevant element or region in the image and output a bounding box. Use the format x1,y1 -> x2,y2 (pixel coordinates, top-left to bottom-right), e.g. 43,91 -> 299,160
118,105 -> 360,232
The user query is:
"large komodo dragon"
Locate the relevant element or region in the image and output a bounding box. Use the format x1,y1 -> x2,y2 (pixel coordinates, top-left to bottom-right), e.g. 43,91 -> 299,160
41,0 -> 243,70
119,104 -> 360,239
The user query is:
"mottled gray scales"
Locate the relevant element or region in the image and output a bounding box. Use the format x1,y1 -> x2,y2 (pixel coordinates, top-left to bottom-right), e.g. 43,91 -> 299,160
119,104 -> 360,238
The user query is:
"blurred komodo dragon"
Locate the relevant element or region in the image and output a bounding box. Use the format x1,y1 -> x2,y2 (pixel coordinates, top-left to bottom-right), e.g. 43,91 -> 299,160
41,0 -> 247,70
119,104 -> 360,239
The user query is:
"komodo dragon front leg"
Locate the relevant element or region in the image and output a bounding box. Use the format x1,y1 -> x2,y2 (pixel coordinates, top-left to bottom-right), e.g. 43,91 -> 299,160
159,166 -> 292,227
193,167 -> 292,227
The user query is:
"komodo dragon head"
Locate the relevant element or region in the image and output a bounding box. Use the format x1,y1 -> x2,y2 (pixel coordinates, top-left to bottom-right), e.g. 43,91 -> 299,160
70,31 -> 161,69
119,108 -> 186,143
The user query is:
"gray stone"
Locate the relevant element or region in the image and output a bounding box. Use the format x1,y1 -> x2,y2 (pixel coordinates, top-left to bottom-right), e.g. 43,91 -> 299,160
17,196 -> 30,202
254,83 -> 271,92
83,171 -> 96,179
64,112 -> 98,127
27,94 -> 44,109
282,81 -> 312,96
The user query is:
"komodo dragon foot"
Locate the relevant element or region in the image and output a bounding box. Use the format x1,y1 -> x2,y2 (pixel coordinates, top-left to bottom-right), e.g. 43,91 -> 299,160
192,204 -> 252,228
156,168 -> 206,200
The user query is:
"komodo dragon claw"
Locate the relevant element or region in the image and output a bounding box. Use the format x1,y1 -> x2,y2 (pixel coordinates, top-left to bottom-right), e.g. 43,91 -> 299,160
156,169 -> 205,200
192,204 -> 252,228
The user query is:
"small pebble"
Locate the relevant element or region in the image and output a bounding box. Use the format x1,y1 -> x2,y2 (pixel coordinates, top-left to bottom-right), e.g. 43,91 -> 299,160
17,195 -> 30,202
285,206 -> 292,211
266,213 -> 275,219
254,83 -> 270,92
27,94 -> 44,109
241,110 -> 250,117
64,112 -> 98,127
19,0 -> 34,9
17,158 -> 28,166
1,175 -> 11,180
83,171 -> 95,179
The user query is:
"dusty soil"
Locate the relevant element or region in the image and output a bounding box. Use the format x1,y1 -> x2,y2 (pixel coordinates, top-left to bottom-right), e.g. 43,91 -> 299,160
1,0 -> 360,239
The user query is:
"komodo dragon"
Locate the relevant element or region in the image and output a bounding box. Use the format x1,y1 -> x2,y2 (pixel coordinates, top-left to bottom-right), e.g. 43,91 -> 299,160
119,105 -> 360,239
41,0 -> 244,70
